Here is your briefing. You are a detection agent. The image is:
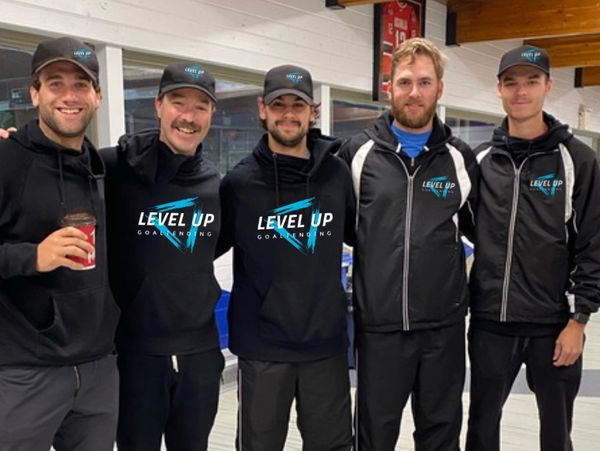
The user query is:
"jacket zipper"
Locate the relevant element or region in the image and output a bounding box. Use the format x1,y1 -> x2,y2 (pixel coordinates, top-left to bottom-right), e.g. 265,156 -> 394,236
390,152 -> 420,331
500,152 -> 546,321
73,365 -> 81,394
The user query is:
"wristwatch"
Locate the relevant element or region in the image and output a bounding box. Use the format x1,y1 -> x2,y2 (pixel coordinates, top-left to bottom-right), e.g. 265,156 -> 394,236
571,312 -> 590,325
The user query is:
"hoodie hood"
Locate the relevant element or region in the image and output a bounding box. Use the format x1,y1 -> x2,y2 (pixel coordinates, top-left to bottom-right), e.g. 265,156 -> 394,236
252,128 -> 342,205
365,110 -> 453,153
10,120 -> 105,215
11,120 -> 104,176
491,112 -> 572,157
116,128 -> 205,185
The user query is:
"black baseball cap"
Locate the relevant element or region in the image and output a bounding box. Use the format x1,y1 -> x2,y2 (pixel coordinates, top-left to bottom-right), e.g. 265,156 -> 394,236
32,37 -> 99,85
263,65 -> 314,105
497,45 -> 550,78
158,63 -> 217,102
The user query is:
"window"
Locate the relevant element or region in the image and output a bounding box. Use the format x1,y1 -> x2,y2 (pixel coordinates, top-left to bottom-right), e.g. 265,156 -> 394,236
0,44 -> 36,130
332,100 -> 385,140
446,117 -> 497,149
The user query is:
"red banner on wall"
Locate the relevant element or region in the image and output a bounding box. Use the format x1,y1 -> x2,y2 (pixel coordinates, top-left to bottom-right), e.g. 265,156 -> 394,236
373,1 -> 426,101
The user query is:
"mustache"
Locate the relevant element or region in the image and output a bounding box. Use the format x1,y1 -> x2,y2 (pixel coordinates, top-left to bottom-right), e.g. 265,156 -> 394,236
275,119 -> 301,126
172,120 -> 199,131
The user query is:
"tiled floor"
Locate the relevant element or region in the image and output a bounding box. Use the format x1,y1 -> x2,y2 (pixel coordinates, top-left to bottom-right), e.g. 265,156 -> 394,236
207,319 -> 600,450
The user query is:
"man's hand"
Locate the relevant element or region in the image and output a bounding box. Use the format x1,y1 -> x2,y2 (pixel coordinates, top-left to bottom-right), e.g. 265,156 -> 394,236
37,227 -> 95,272
0,127 -> 16,139
553,319 -> 585,367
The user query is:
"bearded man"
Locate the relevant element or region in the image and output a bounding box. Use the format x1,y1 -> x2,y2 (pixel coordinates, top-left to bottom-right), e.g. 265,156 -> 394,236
338,37 -> 478,451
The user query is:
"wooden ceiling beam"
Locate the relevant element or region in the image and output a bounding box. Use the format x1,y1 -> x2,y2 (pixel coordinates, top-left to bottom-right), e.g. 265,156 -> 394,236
447,0 -> 600,44
575,67 -> 600,87
525,34 -> 600,68
325,0 -> 390,8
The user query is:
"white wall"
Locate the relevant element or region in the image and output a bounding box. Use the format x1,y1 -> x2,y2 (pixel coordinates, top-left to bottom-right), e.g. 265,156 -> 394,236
0,0 -> 373,92
1,0 -> 599,132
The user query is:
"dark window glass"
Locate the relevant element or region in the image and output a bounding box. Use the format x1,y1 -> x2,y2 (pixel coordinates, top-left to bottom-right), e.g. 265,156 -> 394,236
0,45 -> 36,129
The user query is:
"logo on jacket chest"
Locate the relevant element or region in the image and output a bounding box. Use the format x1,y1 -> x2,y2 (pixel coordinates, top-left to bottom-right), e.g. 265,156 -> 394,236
529,173 -> 563,197
255,197 -> 334,255
136,197 -> 215,253
422,176 -> 456,199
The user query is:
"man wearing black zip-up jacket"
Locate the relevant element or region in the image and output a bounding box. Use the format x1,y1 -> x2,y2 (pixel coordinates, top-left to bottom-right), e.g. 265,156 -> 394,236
0,37 -> 119,451
338,38 -> 477,451
218,65 -> 355,450
466,46 -> 600,451
102,63 -> 223,451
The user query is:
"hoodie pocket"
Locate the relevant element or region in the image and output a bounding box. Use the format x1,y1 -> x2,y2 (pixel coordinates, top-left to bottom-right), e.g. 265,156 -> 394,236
128,271 -> 221,337
36,286 -> 119,362
258,279 -> 347,345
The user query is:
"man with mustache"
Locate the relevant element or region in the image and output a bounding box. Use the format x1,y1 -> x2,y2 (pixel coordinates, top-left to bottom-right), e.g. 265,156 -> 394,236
218,64 -> 355,450
338,38 -> 477,450
101,63 -> 223,451
0,36 -> 119,451
466,45 -> 600,451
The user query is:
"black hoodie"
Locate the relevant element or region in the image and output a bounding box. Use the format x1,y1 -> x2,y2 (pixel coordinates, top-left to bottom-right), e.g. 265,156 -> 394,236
338,111 -> 478,332
0,120 -> 119,366
471,113 -> 600,325
217,130 -> 355,362
102,130 -> 221,355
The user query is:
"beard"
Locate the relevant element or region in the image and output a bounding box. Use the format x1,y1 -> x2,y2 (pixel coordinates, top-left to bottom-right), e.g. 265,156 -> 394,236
391,100 -> 437,130
268,120 -> 308,148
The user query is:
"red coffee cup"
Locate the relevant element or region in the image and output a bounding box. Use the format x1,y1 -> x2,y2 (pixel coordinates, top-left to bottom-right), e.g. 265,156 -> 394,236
61,212 -> 96,270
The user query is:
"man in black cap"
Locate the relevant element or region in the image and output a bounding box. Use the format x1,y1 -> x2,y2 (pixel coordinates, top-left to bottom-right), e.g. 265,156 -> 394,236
0,36 -> 119,450
466,45 -> 600,451
101,62 -> 223,451
217,64 -> 355,450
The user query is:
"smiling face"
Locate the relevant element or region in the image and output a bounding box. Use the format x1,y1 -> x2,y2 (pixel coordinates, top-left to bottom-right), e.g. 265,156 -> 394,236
30,61 -> 101,150
258,94 -> 317,152
155,88 -> 214,156
390,53 -> 444,133
497,65 -> 552,125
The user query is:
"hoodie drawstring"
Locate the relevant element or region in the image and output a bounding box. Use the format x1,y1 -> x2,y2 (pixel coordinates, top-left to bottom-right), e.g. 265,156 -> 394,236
57,150 -> 68,217
273,153 -> 281,207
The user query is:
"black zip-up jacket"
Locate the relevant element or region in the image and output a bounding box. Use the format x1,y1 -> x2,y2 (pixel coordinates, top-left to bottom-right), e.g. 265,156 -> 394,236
218,130 -> 355,362
102,130 -> 221,355
470,113 -> 600,324
338,111 -> 477,332
0,121 -> 119,366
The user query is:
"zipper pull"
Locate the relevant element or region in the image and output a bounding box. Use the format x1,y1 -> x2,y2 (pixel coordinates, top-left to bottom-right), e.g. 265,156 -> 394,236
171,355 -> 179,373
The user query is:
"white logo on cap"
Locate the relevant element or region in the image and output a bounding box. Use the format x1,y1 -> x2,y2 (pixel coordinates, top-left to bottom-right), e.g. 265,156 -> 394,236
287,72 -> 303,84
185,65 -> 205,79
73,47 -> 92,61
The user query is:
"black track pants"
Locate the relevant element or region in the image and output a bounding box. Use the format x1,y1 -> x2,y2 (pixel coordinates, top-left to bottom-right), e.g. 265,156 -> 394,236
355,322 -> 465,451
237,354 -> 352,451
116,349 -> 224,451
466,328 -> 582,451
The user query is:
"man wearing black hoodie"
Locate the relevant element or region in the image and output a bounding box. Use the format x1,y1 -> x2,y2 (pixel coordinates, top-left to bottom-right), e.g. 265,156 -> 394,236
466,46 -> 600,451
338,38 -> 477,451
0,37 -> 119,450
102,63 -> 223,451
218,65 -> 355,450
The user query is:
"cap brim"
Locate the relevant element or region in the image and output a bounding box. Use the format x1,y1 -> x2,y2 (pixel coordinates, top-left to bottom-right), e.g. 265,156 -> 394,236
264,88 -> 313,105
158,83 -> 217,103
497,62 -> 550,78
34,58 -> 98,85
